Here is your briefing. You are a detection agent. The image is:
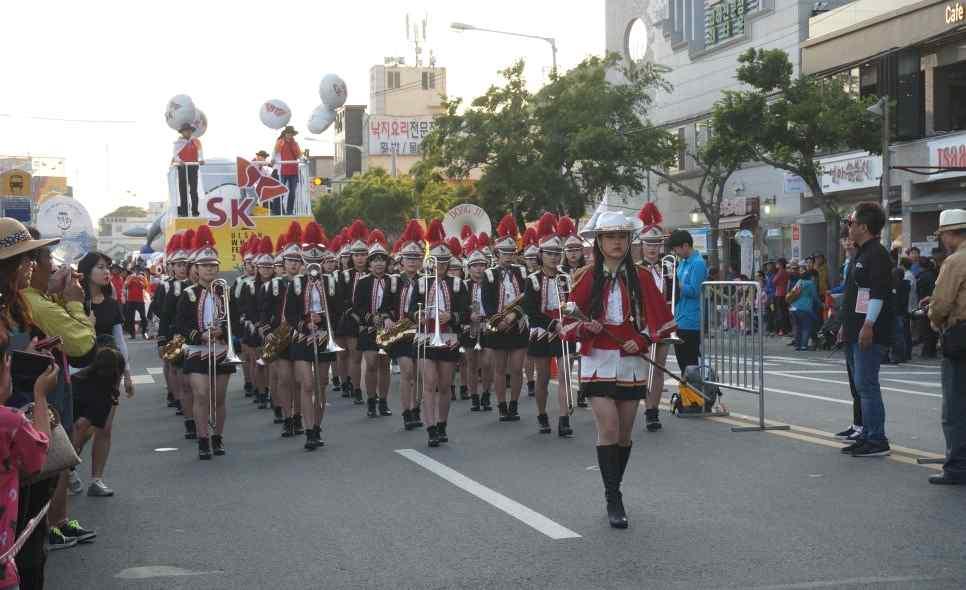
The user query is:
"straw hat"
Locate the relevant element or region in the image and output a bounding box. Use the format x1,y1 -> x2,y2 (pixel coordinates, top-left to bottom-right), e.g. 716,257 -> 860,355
0,218 -> 59,260
938,209 -> 966,232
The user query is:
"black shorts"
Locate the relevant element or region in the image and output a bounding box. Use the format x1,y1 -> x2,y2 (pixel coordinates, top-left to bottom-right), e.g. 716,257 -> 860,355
527,338 -> 575,358
357,330 -> 380,352
421,346 -> 462,363
183,355 -> 237,375
386,337 -> 416,360
580,381 -> 646,401
73,385 -> 115,429
483,331 -> 528,350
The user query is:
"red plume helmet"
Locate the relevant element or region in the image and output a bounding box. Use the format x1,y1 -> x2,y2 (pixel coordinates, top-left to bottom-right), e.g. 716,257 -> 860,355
447,236 -> 462,258
348,219 -> 370,253
460,224 -> 473,240
166,232 -> 182,256
638,202 -> 666,244
256,235 -> 275,265
522,226 -> 538,247
426,219 -> 446,246
285,221 -> 303,245
192,224 -> 218,264
275,233 -> 288,256
182,228 -> 196,254
496,213 -> 518,238
193,225 -> 215,249
536,212 -> 556,242
368,229 -> 387,247
302,221 -> 325,247
259,236 -> 273,255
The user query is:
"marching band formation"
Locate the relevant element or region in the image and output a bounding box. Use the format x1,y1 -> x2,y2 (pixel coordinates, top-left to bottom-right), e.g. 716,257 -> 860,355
153,203 -> 679,528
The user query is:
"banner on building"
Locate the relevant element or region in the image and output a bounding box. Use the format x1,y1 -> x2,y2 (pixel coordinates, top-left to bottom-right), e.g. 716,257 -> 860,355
0,170 -> 32,197
818,151 -> 881,193
367,116 -> 436,156
791,223 -> 801,260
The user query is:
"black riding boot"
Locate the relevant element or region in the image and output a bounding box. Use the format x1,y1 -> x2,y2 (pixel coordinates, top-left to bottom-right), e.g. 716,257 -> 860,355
258,391 -> 269,410
596,444 -> 628,529
273,405 -> 284,424
402,409 -> 413,430
282,417 -> 294,438
427,425 -> 440,447
198,437 -> 212,460
341,378 -> 352,398
537,413 -> 551,434
175,399 -> 184,415
481,392 -> 492,411
450,385 -> 457,401
470,394 -> 481,412
558,415 -> 573,438
527,380 -> 535,398
437,422 -> 448,443
304,427 -> 318,451
293,414 -> 304,435
367,397 -> 378,418
644,408 -> 662,432
378,398 -> 392,416
412,406 -> 423,428
498,401 -> 510,422
353,389 -> 364,405
211,435 -> 225,456
184,419 -> 197,440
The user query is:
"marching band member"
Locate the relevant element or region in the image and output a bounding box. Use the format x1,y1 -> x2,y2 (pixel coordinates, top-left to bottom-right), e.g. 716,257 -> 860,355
234,236 -> 258,399
446,237 -> 468,401
522,227 -> 540,399
462,235 -> 492,412
163,229 -> 196,438
353,230 -> 398,418
260,230 -> 296,433
566,210 -> 673,528
388,221 -> 424,430
637,203 -> 674,433
325,233 -> 345,392
265,233 -> 287,415
280,223 -> 305,434
478,232 -> 494,268
155,234 -> 180,410
245,237 -> 274,414
559,216 -> 588,408
481,214 -> 529,423
410,220 -> 469,447
523,214 -> 573,437
284,222 -> 334,450
336,220 -> 370,404
176,226 -> 236,459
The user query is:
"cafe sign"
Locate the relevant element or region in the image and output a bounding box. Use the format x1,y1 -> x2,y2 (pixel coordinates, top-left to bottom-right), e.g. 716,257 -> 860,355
946,2 -> 965,25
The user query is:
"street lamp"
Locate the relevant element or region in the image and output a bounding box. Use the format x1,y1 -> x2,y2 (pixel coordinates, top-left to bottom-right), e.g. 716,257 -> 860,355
867,96 -> 892,248
450,21 -> 557,75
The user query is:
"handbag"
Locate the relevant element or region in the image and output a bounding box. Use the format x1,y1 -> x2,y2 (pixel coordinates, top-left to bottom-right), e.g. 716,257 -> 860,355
941,321 -> 966,360
19,403 -> 81,484
785,284 -> 801,304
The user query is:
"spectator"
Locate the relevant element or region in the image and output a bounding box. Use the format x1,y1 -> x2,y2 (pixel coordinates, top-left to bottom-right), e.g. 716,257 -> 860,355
667,230 -> 707,374
814,253 -> 830,297
899,258 -> 917,357
762,266 -> 776,335
932,246 -> 947,271
839,202 -> 895,457
917,258 -> 939,358
924,208 -> 966,485
773,258 -> 790,336
123,269 -> 148,339
888,267 -> 910,364
789,269 -> 819,351
67,252 -> 135,499
21,227 -> 97,551
907,246 -> 922,277
109,264 -> 124,306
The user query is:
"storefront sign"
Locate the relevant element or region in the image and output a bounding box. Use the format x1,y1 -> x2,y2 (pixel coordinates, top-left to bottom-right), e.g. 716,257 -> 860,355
367,116 -> 435,156
946,2 -> 965,25
686,227 -> 710,254
720,196 -> 759,216
704,0 -> 757,46
928,133 -> 966,179
0,170 -> 31,197
783,172 -> 807,194
791,223 -> 801,260
818,152 -> 881,193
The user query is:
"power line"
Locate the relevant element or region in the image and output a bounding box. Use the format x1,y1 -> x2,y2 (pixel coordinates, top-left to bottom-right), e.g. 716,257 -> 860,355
0,114 -> 136,124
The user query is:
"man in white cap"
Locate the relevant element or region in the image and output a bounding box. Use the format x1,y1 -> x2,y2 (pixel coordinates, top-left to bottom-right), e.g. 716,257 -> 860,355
924,208 -> 966,484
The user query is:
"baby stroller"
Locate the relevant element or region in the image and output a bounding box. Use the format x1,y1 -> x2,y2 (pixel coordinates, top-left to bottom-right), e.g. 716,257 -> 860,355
817,299 -> 842,351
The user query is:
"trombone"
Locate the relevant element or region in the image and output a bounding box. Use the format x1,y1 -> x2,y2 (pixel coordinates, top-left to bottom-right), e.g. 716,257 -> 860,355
660,254 -> 683,345
209,279 -> 244,430
425,256 -> 447,349
553,274 -> 576,415
305,263 -> 343,354
414,303 -> 425,406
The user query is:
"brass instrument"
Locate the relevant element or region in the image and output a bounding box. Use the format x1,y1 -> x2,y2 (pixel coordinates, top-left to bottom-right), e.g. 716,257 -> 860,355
161,334 -> 186,362
305,263 -> 343,354
259,321 -> 291,364
470,300 -> 483,351
486,294 -> 525,333
425,256 -> 447,349
211,279 -> 243,366
660,254 -> 683,344
376,317 -> 417,348
553,274 -> 576,414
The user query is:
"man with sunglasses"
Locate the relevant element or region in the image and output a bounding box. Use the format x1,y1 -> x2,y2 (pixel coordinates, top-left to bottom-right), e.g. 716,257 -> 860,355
838,202 -> 895,457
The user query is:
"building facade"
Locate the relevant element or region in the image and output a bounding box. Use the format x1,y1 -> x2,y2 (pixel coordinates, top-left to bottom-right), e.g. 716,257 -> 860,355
802,0 -> 966,256
97,201 -> 166,261
605,0 -> 855,267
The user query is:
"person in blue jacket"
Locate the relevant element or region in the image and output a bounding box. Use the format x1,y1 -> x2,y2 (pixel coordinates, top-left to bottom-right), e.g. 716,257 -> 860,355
667,230 -> 708,373
789,270 -> 820,351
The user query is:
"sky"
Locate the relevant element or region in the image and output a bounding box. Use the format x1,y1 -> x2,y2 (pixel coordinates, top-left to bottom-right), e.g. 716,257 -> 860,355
0,0 -> 604,224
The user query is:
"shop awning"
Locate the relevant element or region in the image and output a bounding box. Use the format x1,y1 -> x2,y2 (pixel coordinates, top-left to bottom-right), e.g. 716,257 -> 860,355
796,207 -> 827,225
718,214 -> 756,230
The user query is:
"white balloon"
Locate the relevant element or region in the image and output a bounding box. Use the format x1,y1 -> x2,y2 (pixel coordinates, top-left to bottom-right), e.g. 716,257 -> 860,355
307,104 -> 336,134
318,74 -> 347,109
165,94 -> 196,130
190,110 -> 207,138
259,99 -> 292,130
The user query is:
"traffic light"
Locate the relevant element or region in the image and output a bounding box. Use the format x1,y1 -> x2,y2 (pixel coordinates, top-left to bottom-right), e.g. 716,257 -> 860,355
312,177 -> 331,187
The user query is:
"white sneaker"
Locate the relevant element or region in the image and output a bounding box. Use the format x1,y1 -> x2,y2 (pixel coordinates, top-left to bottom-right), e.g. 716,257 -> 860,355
87,479 -> 114,497
68,470 -> 83,495
846,426 -> 864,441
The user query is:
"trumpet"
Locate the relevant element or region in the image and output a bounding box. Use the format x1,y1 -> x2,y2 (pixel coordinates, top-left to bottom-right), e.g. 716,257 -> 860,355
486,294 -> 525,333
305,263 -> 343,354
425,256 -> 447,349
553,274 -> 576,414
660,254 -> 683,344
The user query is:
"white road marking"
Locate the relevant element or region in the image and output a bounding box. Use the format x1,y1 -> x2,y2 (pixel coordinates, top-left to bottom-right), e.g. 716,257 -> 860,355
115,566 -> 221,579
763,386 -> 852,405
880,378 -> 941,387
131,375 -> 155,385
395,449 -> 581,540
146,367 -> 164,375
153,448 -> 178,452
745,575 -> 942,589
768,371 -> 941,399
765,369 -> 939,375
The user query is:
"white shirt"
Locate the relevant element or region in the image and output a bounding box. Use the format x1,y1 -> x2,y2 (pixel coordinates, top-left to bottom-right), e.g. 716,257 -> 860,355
501,270 -> 518,306
202,290 -> 215,330
309,284 -> 323,314
604,279 -> 623,325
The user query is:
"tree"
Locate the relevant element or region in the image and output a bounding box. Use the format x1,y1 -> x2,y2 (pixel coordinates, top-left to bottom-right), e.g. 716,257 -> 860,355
421,54 -> 675,223
714,48 -> 881,278
312,168 -> 464,236
103,206 -> 147,218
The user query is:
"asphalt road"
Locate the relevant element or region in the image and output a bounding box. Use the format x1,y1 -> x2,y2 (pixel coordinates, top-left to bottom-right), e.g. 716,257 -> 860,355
46,338 -> 964,590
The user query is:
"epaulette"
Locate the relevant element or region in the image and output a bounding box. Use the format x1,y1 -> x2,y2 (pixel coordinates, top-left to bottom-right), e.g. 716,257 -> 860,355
389,274 -> 398,293
272,277 -> 281,296
185,284 -> 197,303
452,277 -> 461,293
529,273 -> 540,291
293,276 -> 302,296
484,269 -> 494,283
234,278 -> 245,299
572,264 -> 592,288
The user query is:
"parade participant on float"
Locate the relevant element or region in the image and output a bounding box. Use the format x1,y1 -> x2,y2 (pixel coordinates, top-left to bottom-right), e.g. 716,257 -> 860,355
389,220 -> 424,430
637,203 -> 675,433
446,237 -> 468,401
171,123 -> 204,217
353,230 -> 398,418
283,222 -> 334,450
481,214 -> 529,423
247,236 -> 275,416
176,226 -> 236,460
523,213 -> 574,437
277,223 -> 305,435
409,220 -> 468,447
462,234 -> 492,412
567,209 -> 673,528
162,229 -> 195,436
234,236 -> 258,399
522,226 -> 540,399
337,220 -> 370,405
273,126 -> 302,215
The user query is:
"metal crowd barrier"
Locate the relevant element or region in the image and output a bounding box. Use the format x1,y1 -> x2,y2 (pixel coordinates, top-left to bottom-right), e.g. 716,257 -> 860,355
699,281 -> 790,433
167,159 -> 312,218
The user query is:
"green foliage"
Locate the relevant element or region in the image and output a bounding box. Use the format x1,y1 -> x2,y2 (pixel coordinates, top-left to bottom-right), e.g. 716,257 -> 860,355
420,54 -> 676,222
312,168 -> 465,236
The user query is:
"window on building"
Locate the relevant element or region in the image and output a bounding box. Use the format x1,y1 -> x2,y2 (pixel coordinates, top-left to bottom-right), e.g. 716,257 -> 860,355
860,63 -> 878,97
934,60 -> 966,133
421,71 -> 435,90
894,49 -> 923,140
387,70 -> 401,89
